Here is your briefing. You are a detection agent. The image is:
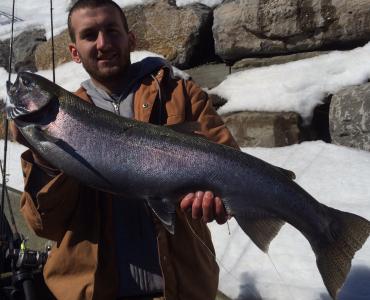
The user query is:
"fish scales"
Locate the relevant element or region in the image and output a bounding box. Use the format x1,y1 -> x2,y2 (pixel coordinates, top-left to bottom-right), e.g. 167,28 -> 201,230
5,72 -> 370,300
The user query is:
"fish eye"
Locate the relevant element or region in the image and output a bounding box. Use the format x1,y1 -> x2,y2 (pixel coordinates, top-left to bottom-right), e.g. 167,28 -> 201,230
21,78 -> 31,87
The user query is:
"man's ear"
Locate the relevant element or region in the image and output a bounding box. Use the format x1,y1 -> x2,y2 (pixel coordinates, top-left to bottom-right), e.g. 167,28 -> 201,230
69,43 -> 81,63
128,32 -> 136,52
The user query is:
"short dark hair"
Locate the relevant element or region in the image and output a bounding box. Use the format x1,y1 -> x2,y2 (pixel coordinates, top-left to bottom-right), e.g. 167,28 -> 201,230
68,0 -> 129,43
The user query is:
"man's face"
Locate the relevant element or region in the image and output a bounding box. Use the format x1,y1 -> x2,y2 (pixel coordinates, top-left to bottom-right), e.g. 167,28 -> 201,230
68,6 -> 135,83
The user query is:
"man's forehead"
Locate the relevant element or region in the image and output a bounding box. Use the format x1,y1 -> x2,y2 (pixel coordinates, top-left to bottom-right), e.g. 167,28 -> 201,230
70,6 -> 122,30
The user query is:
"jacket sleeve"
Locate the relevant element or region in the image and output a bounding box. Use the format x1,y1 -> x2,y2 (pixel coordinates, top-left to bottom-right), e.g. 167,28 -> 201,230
185,79 -> 239,149
20,150 -> 80,241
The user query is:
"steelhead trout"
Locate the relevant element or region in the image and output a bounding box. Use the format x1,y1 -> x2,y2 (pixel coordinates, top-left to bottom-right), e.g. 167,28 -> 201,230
6,72 -> 370,299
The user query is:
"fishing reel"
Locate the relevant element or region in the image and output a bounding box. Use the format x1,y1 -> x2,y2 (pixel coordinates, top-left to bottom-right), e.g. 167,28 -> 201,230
6,243 -> 49,271
0,239 -> 51,300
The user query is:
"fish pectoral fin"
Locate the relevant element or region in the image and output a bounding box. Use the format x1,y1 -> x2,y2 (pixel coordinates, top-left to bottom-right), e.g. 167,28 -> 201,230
235,216 -> 285,253
273,165 -> 296,180
146,197 -> 177,235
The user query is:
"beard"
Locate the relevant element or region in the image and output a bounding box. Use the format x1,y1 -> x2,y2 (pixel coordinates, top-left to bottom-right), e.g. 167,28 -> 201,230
80,51 -> 131,84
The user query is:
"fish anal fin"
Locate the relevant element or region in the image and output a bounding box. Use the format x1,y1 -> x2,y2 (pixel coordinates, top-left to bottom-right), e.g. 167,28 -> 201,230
235,216 -> 285,253
146,197 -> 177,234
314,208 -> 370,299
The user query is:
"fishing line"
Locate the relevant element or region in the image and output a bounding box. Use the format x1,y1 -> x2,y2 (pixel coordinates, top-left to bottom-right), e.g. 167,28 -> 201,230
50,0 -> 56,83
1,0 -> 16,250
183,214 -> 261,300
267,253 -> 295,300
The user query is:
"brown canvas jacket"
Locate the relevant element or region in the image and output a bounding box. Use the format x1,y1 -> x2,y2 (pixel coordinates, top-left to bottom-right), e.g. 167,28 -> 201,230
20,66 -> 239,300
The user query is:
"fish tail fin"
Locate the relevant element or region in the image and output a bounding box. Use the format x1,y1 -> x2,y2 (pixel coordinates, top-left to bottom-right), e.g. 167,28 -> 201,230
314,208 -> 370,299
235,216 -> 285,252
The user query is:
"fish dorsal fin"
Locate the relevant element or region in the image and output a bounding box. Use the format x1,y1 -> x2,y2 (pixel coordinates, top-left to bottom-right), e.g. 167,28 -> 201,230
273,165 -> 296,180
146,197 -> 177,234
235,217 -> 285,252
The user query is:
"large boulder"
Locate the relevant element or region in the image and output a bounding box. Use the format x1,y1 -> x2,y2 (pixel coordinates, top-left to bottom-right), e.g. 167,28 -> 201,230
221,111 -> 300,147
35,30 -> 71,71
0,29 -> 46,72
213,0 -> 370,62
329,83 -> 370,151
125,0 -> 214,68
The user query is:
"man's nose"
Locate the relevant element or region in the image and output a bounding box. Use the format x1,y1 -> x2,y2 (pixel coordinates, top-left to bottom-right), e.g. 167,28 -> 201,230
96,31 -> 111,50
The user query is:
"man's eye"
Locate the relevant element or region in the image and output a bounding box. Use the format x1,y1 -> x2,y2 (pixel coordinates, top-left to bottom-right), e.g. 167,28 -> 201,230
108,28 -> 120,35
81,32 -> 97,40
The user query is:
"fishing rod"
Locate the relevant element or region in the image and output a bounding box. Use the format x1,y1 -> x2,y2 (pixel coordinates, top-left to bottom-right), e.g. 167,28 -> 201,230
0,1 -> 52,299
1,0 -> 16,259
50,0 -> 55,83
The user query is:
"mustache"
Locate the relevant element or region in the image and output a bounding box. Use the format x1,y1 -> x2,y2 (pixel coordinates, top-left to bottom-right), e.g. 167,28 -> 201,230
97,52 -> 117,59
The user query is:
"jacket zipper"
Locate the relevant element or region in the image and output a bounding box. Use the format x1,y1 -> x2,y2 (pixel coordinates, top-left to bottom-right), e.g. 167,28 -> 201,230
112,100 -> 120,115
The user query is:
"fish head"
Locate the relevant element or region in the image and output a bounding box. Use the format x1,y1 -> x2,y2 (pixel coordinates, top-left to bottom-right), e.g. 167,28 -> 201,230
6,72 -> 55,121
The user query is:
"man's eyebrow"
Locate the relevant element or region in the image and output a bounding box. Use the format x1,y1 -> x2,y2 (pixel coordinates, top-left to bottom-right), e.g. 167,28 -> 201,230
78,22 -> 121,35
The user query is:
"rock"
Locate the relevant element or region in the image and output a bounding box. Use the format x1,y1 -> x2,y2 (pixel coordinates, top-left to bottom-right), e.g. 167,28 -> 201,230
0,39 -> 8,70
329,83 -> 370,151
184,63 -> 230,89
221,111 -> 300,147
213,0 -> 370,62
125,0 -> 214,68
34,30 -> 71,71
0,29 -> 46,72
233,50 -> 330,70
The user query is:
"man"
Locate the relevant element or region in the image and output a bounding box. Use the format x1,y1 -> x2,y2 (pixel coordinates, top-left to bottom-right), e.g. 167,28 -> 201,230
13,0 -> 239,299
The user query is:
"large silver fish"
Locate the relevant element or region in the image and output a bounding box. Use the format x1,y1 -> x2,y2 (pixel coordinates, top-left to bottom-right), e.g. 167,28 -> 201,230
5,72 -> 370,299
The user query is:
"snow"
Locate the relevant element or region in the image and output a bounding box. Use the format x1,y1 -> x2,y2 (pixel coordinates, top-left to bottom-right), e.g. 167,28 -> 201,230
1,0 -> 370,299
210,43 -> 370,123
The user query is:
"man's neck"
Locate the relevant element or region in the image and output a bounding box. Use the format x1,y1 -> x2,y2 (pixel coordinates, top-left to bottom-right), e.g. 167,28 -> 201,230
90,76 -> 126,96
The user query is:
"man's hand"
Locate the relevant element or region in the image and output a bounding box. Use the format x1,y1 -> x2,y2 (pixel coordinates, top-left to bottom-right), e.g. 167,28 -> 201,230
180,191 -> 228,224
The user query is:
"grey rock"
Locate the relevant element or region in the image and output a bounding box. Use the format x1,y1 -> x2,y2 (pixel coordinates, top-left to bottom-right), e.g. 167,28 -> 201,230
184,63 -> 231,89
0,39 -> 9,71
329,82 -> 370,151
233,50 -> 330,70
13,29 -> 46,72
0,29 -> 46,72
221,111 -> 300,147
125,0 -> 214,68
213,0 -> 370,62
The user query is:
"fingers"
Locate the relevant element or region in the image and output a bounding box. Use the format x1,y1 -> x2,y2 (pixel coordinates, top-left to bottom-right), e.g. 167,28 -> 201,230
180,190 -> 227,224
180,192 -> 195,212
201,191 -> 214,223
214,196 -> 228,225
